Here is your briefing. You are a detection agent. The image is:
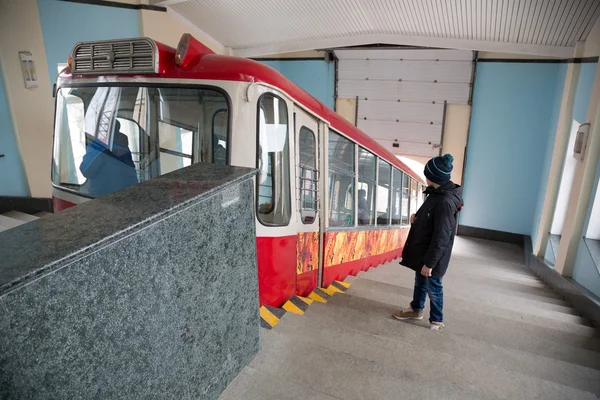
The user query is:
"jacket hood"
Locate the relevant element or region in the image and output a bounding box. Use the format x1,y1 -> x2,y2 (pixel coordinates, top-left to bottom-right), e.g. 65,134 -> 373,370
426,182 -> 463,212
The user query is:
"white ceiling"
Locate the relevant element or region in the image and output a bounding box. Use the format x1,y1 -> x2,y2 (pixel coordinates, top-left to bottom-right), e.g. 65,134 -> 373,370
154,0 -> 600,57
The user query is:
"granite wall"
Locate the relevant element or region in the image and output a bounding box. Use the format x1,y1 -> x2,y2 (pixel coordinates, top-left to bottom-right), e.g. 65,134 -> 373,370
0,164 -> 259,399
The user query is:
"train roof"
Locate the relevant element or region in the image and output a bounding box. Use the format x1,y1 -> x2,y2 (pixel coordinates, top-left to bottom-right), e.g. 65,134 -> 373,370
60,36 -> 425,184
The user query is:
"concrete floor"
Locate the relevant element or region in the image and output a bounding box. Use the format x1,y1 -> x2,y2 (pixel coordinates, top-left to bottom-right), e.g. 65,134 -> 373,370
220,237 -> 600,400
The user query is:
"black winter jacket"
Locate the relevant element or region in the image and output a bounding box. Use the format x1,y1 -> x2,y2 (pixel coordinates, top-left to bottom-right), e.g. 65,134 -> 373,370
400,182 -> 463,278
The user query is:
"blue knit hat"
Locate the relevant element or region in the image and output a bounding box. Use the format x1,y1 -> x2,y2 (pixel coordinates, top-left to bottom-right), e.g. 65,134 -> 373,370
424,154 -> 454,185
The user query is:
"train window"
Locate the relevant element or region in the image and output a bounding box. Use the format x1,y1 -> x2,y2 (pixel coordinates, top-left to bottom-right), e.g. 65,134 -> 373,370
158,122 -> 193,175
53,92 -> 86,186
376,159 -> 392,226
257,94 -> 291,226
391,168 -> 403,225
52,86 -> 229,198
358,147 -> 376,226
211,109 -> 228,165
410,179 -> 418,217
299,126 -> 318,224
402,173 -> 410,225
328,130 -> 355,227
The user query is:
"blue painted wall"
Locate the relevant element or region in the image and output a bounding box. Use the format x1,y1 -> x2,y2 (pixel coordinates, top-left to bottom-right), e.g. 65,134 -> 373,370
573,159 -> 600,297
259,60 -> 335,110
37,0 -> 140,86
0,65 -> 29,196
531,64 -> 567,246
572,63 -> 598,124
461,62 -> 564,235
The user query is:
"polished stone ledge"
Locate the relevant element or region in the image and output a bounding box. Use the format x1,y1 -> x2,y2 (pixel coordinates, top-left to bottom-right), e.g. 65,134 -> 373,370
0,163 -> 256,296
0,163 -> 260,399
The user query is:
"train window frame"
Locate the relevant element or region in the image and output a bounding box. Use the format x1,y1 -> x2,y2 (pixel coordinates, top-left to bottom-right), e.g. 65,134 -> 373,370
256,92 -> 292,227
327,129 -> 356,228
376,158 -> 392,226
391,167 -> 403,226
401,172 -> 410,226
410,178 -> 419,219
51,82 -> 232,200
298,125 -> 318,225
358,146 -> 377,227
211,108 -> 228,165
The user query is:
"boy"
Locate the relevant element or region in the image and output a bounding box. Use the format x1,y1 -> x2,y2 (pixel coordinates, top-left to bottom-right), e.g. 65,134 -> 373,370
393,154 -> 463,331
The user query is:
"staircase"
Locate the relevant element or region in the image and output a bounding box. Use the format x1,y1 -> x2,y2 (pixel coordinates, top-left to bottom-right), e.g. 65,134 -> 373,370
0,210 -> 52,232
220,237 -> 600,400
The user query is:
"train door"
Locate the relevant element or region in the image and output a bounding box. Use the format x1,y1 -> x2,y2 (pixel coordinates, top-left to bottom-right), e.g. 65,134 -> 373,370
294,106 -> 321,296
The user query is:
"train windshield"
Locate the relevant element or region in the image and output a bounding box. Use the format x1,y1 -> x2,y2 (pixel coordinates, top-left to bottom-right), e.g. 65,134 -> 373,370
52,85 -> 229,198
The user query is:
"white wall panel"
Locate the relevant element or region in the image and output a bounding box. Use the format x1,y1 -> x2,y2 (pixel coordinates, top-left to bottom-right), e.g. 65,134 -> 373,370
338,80 -> 470,104
335,49 -> 474,61
338,60 -> 473,83
374,139 -> 441,158
337,48 -> 472,157
357,101 -> 444,124
357,120 -> 441,143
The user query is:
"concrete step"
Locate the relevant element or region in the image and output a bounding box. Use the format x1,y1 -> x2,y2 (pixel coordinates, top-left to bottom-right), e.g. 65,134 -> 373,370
249,328 -> 507,400
361,261 -> 571,308
366,262 -> 565,302
452,238 -> 526,264
316,291 -> 600,360
2,210 -> 39,223
349,275 -> 590,329
221,237 -> 600,400
35,211 -> 52,217
273,309 -> 600,397
253,324 -> 598,400
219,366 -> 340,400
0,214 -> 26,230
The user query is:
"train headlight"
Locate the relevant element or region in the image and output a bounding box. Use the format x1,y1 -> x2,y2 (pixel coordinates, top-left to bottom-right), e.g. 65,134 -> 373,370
175,33 -> 214,68
175,33 -> 191,66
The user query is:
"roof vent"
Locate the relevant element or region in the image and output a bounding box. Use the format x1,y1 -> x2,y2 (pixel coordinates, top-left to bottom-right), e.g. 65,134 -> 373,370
72,38 -> 158,75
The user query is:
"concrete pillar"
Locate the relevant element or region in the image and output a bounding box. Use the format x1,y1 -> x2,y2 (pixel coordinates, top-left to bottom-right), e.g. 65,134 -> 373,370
555,70 -> 600,276
553,17 -> 600,276
442,104 -> 471,185
533,45 -> 583,256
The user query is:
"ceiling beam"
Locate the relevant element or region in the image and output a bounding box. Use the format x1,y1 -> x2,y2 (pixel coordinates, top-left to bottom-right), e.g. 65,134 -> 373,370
233,34 -> 574,59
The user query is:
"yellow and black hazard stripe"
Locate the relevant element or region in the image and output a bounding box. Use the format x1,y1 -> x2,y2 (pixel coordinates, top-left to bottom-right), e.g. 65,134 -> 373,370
260,280 -> 352,329
260,305 -> 286,329
309,287 -> 331,303
331,280 -> 351,292
282,295 -> 313,315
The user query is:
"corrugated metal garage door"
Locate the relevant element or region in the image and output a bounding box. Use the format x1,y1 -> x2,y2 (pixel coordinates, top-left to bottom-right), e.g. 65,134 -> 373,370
335,49 -> 474,158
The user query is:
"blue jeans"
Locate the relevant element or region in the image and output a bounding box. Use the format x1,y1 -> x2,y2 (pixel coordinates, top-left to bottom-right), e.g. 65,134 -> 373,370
410,271 -> 443,323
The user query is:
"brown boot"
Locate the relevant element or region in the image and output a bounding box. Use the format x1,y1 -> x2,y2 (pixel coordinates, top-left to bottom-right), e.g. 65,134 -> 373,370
393,306 -> 424,320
